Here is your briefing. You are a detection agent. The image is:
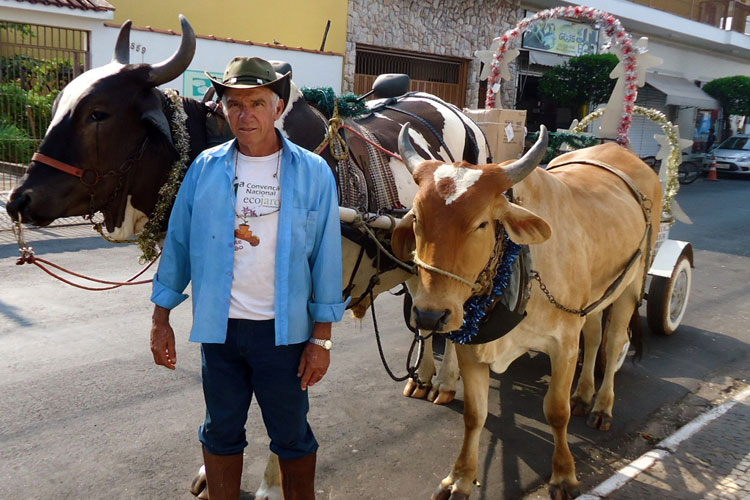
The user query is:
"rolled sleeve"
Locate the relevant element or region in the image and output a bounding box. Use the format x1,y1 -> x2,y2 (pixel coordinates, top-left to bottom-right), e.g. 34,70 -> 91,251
308,299 -> 349,323
151,274 -> 190,309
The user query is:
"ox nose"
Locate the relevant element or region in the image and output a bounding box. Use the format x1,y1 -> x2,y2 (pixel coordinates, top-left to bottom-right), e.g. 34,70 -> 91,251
5,190 -> 28,222
413,307 -> 451,331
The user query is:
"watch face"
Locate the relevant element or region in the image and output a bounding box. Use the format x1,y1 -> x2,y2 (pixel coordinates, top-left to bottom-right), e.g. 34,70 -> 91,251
324,340 -> 332,349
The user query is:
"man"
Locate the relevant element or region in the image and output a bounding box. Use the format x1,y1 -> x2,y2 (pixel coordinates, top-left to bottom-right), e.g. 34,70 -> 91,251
150,56 -> 347,500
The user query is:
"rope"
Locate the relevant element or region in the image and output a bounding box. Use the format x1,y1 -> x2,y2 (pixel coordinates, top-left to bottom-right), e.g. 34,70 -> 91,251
348,213 -> 416,274
93,222 -> 139,244
412,252 -> 481,292
369,287 -> 433,383
12,217 -> 159,291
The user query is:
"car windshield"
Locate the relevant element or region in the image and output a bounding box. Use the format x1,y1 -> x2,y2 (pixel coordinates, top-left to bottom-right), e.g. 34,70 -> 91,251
717,136 -> 750,150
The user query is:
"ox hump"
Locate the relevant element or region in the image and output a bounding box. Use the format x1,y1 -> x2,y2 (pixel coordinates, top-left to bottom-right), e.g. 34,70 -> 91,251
432,164 -> 482,205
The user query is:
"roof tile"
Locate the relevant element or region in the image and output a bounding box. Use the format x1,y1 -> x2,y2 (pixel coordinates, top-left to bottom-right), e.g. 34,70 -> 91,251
15,0 -> 115,12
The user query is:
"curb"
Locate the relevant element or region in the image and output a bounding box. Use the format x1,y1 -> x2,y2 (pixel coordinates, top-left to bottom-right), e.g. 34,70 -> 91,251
578,386 -> 750,500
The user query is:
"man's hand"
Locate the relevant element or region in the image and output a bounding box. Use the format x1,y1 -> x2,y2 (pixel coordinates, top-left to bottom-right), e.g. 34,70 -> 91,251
150,305 -> 176,370
297,322 -> 331,390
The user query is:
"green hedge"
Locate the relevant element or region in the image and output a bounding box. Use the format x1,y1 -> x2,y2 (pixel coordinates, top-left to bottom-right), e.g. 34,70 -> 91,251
0,117 -> 35,164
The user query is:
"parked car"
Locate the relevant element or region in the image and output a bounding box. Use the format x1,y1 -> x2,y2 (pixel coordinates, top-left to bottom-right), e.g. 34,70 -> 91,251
706,134 -> 750,174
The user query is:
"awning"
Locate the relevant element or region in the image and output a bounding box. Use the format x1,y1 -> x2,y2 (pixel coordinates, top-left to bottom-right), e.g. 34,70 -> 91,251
645,73 -> 719,109
528,50 -> 569,67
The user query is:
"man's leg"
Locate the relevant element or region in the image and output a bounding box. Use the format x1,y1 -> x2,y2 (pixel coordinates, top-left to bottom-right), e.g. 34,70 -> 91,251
199,320 -> 253,500
249,320 -> 318,500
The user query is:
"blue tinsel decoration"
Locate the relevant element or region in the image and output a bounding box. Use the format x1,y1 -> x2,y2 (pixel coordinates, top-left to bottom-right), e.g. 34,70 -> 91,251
447,235 -> 522,344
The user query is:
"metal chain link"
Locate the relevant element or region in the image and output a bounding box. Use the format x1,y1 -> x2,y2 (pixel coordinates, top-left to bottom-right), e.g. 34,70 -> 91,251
531,270 -> 587,316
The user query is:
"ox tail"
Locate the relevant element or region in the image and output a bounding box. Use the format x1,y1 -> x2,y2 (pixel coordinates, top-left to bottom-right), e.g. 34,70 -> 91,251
629,308 -> 644,363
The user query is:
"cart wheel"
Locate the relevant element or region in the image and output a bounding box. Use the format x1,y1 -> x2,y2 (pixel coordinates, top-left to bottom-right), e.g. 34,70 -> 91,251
647,254 -> 691,335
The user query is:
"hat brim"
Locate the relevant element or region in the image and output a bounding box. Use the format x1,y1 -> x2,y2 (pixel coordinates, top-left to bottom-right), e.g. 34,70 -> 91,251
206,71 -> 291,110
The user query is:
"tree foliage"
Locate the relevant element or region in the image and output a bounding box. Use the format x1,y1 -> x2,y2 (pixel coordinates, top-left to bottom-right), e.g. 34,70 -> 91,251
538,53 -> 619,112
703,76 -> 750,117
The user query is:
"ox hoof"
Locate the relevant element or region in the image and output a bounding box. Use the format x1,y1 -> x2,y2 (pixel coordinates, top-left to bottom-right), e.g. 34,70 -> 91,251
431,485 -> 470,500
431,485 -> 452,500
404,378 -> 432,399
430,388 -> 456,405
570,396 -> 592,417
548,481 -> 580,500
586,411 -> 613,431
189,465 -> 207,497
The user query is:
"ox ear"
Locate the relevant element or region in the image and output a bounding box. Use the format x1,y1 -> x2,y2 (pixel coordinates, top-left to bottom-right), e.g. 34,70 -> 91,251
497,201 -> 551,245
392,211 -> 416,261
142,108 -> 176,152
139,89 -> 176,153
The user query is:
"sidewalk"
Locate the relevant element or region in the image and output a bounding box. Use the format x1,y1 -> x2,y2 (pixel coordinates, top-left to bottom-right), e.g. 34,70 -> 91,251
579,387 -> 750,500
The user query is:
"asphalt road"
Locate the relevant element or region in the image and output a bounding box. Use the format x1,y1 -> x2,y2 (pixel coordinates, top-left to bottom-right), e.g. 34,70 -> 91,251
1,175 -> 748,500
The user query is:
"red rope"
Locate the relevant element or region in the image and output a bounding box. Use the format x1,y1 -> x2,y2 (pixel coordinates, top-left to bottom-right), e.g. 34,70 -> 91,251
342,125 -> 403,162
315,125 -> 403,162
17,251 -> 159,291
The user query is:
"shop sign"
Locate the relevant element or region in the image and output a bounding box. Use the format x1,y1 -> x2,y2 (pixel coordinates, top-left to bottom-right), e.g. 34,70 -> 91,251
184,70 -> 222,100
521,18 -> 599,57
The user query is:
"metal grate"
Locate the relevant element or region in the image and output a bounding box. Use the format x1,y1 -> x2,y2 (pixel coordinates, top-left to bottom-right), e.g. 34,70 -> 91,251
0,21 -> 89,230
354,44 -> 468,107
0,21 -> 89,190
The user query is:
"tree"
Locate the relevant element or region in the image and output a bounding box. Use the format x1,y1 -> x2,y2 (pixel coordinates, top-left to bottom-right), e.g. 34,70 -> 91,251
538,53 -> 619,118
703,76 -> 750,139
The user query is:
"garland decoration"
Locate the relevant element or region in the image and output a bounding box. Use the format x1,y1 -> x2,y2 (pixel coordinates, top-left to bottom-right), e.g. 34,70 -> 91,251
301,86 -> 368,119
136,89 -> 191,262
526,130 -> 600,164
571,105 -> 681,220
486,6 -> 640,144
448,233 -> 522,345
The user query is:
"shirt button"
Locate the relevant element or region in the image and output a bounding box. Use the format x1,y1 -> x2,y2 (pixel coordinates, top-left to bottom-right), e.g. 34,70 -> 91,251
227,243 -> 233,248
226,271 -> 232,277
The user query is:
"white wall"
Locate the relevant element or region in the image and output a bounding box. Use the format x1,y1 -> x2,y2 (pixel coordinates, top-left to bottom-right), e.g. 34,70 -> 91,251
0,2 -> 112,59
1,3 -> 343,99
97,25 -> 344,98
636,35 -> 750,83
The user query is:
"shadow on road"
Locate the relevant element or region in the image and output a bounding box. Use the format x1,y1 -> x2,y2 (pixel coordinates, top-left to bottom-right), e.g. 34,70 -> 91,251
417,320 -> 749,500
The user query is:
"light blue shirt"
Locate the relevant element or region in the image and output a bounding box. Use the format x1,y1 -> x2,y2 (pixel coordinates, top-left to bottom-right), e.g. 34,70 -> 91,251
151,134 -> 348,345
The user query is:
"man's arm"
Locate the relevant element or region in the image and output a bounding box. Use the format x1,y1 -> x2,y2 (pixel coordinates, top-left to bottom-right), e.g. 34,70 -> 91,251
150,305 -> 176,369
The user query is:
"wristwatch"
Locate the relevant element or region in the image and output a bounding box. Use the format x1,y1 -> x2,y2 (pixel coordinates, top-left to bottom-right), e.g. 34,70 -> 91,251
309,338 -> 333,350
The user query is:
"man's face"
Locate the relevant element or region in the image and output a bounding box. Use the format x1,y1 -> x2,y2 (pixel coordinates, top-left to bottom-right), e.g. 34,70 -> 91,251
223,86 -> 284,155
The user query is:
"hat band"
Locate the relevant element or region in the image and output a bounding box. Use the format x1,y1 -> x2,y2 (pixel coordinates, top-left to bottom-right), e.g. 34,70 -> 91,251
223,75 -> 272,85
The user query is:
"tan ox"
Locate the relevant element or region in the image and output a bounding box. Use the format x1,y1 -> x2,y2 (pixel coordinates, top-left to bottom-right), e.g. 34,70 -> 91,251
392,125 -> 662,500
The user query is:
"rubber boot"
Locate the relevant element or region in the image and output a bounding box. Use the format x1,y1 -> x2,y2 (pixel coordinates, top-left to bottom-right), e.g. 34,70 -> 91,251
278,453 -> 317,500
202,446 -> 243,500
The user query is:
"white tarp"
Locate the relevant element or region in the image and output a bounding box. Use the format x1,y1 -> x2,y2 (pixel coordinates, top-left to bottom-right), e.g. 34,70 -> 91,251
645,73 -> 719,109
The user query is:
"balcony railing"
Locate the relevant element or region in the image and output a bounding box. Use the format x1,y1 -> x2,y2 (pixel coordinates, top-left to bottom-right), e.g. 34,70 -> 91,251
629,0 -> 750,34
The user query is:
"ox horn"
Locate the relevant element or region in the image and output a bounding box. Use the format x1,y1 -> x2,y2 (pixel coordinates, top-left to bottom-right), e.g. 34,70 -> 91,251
502,124 -> 548,185
398,123 -> 424,174
147,15 -> 196,86
112,20 -> 132,64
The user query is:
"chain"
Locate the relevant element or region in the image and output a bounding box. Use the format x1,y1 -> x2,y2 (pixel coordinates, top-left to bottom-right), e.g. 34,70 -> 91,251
531,270 -> 587,316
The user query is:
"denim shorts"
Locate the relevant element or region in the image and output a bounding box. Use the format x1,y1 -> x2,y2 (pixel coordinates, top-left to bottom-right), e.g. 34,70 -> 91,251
198,318 -> 318,459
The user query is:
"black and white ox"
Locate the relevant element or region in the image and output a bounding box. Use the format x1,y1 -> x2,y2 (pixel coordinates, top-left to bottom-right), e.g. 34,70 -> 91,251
6,16 -> 488,500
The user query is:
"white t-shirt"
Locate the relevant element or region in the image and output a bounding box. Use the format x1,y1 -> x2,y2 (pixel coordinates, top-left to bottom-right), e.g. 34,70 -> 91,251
228,149 -> 282,319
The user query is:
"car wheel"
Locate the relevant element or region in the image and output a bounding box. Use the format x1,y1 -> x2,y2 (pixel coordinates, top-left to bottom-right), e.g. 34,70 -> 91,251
647,254 -> 692,335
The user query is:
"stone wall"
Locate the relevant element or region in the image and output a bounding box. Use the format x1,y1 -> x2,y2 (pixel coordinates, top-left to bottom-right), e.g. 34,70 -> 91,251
345,0 -> 521,109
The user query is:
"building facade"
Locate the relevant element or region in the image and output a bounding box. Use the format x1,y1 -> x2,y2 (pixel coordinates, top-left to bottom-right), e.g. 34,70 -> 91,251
345,0 -> 522,109
517,0 -> 750,152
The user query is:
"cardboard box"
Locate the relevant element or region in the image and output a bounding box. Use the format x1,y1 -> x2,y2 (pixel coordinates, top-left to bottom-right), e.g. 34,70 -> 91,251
463,108 -> 527,162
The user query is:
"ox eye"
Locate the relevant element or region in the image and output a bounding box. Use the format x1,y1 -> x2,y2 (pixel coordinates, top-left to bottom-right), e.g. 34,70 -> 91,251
89,111 -> 110,122
476,221 -> 489,231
